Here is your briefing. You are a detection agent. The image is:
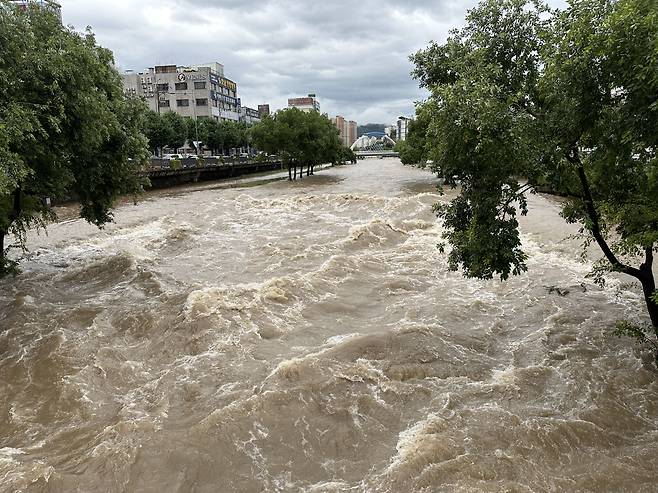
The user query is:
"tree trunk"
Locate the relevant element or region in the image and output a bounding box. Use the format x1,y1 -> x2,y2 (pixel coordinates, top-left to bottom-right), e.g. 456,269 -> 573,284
288,165 -> 292,181
0,230 -> 5,265
639,247 -> 658,331
641,276 -> 658,330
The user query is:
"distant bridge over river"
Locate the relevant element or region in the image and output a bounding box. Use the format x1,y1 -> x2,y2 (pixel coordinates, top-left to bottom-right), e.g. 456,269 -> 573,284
355,151 -> 400,159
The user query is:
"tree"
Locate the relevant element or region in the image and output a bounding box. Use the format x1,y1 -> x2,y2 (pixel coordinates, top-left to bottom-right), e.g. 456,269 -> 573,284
412,0 -> 658,354
250,109 -> 342,180
0,1 -> 149,276
396,105 -> 431,166
142,111 -> 173,156
162,111 -> 188,151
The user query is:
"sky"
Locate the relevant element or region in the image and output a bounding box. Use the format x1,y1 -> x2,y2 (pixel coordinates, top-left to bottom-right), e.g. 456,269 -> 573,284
59,0 -> 562,126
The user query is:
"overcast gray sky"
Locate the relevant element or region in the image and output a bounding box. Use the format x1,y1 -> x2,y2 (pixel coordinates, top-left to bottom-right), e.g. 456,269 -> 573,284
59,0 -> 563,125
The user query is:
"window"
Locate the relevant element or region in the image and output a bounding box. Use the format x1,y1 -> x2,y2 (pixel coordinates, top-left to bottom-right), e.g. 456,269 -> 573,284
194,82 -> 206,90
177,99 -> 189,107
196,99 -> 208,106
156,83 -> 169,91
158,100 -> 170,107
175,82 -> 188,91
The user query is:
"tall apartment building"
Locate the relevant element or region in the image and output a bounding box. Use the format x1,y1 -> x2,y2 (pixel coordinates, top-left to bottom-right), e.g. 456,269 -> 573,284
347,121 -> 357,147
288,94 -> 320,112
333,116 -> 348,146
333,116 -> 358,147
122,62 -> 241,122
8,0 -> 61,18
397,116 -> 411,141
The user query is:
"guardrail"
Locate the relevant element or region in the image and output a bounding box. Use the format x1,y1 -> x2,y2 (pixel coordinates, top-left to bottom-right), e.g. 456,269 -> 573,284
143,156 -> 282,175
141,156 -> 284,188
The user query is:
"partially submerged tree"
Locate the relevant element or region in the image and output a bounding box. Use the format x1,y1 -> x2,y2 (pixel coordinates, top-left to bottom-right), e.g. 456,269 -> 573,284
250,109 -> 342,180
0,1 -> 149,276
412,0 -> 658,354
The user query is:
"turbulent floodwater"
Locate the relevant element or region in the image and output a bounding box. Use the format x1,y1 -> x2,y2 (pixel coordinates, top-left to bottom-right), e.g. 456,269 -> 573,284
1,159 -> 657,492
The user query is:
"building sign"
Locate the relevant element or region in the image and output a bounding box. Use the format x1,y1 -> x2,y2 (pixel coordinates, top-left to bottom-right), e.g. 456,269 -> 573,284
211,91 -> 238,106
219,77 -> 237,92
209,73 -> 220,85
177,72 -> 207,82
220,109 -> 240,121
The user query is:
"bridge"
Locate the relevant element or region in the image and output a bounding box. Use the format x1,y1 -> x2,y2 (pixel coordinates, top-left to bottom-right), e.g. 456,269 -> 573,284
355,150 -> 399,159
351,131 -> 398,159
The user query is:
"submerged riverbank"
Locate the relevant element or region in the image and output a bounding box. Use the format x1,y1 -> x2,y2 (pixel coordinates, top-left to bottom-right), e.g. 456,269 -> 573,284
1,158 -> 656,492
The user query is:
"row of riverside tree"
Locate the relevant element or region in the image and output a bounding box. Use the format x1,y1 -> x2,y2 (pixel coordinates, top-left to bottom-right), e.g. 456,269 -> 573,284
142,111 -> 249,156
410,0 -> 658,359
249,108 -> 344,180
0,1 -> 150,277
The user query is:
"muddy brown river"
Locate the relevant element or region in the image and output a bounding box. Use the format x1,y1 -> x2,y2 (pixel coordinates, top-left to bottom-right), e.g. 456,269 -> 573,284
1,159 -> 657,492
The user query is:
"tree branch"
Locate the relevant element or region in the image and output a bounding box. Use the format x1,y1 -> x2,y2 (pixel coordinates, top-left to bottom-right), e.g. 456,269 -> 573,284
567,149 -> 643,279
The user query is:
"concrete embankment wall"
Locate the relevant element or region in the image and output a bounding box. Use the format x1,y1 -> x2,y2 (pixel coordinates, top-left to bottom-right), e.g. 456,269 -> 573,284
145,157 -> 284,189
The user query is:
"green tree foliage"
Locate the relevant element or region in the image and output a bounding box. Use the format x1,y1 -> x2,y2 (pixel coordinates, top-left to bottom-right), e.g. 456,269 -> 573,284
412,0 -> 658,348
142,111 -> 174,156
162,111 -> 188,150
250,109 -> 342,180
396,107 -> 432,166
0,1 -> 150,276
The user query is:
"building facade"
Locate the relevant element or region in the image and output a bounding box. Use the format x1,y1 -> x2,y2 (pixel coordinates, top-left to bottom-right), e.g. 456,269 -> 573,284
288,94 -> 320,112
122,62 -> 241,122
397,116 -> 411,141
258,104 -> 270,118
8,0 -> 61,18
333,116 -> 358,147
333,116 -> 348,146
348,121 -> 357,147
240,107 -> 261,125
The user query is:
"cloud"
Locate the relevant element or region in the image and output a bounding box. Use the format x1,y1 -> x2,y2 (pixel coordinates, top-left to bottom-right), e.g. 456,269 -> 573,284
59,0 -> 565,124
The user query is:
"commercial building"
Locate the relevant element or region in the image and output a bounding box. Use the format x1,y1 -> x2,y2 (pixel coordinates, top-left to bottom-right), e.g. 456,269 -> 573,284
122,62 -> 241,122
288,94 -> 320,112
240,107 -> 261,125
258,104 -> 270,118
8,0 -> 61,18
397,116 -> 412,141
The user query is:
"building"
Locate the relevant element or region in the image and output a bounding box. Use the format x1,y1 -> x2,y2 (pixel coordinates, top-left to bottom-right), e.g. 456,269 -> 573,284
385,125 -> 397,141
397,116 -> 412,141
333,116 -> 348,146
288,94 -> 320,112
333,116 -> 358,147
122,62 -> 241,122
240,107 -> 261,125
8,0 -> 61,18
258,104 -> 270,118
348,121 -> 357,147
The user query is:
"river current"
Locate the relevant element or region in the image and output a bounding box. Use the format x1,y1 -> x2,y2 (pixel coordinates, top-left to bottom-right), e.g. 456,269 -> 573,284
1,159 -> 657,492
